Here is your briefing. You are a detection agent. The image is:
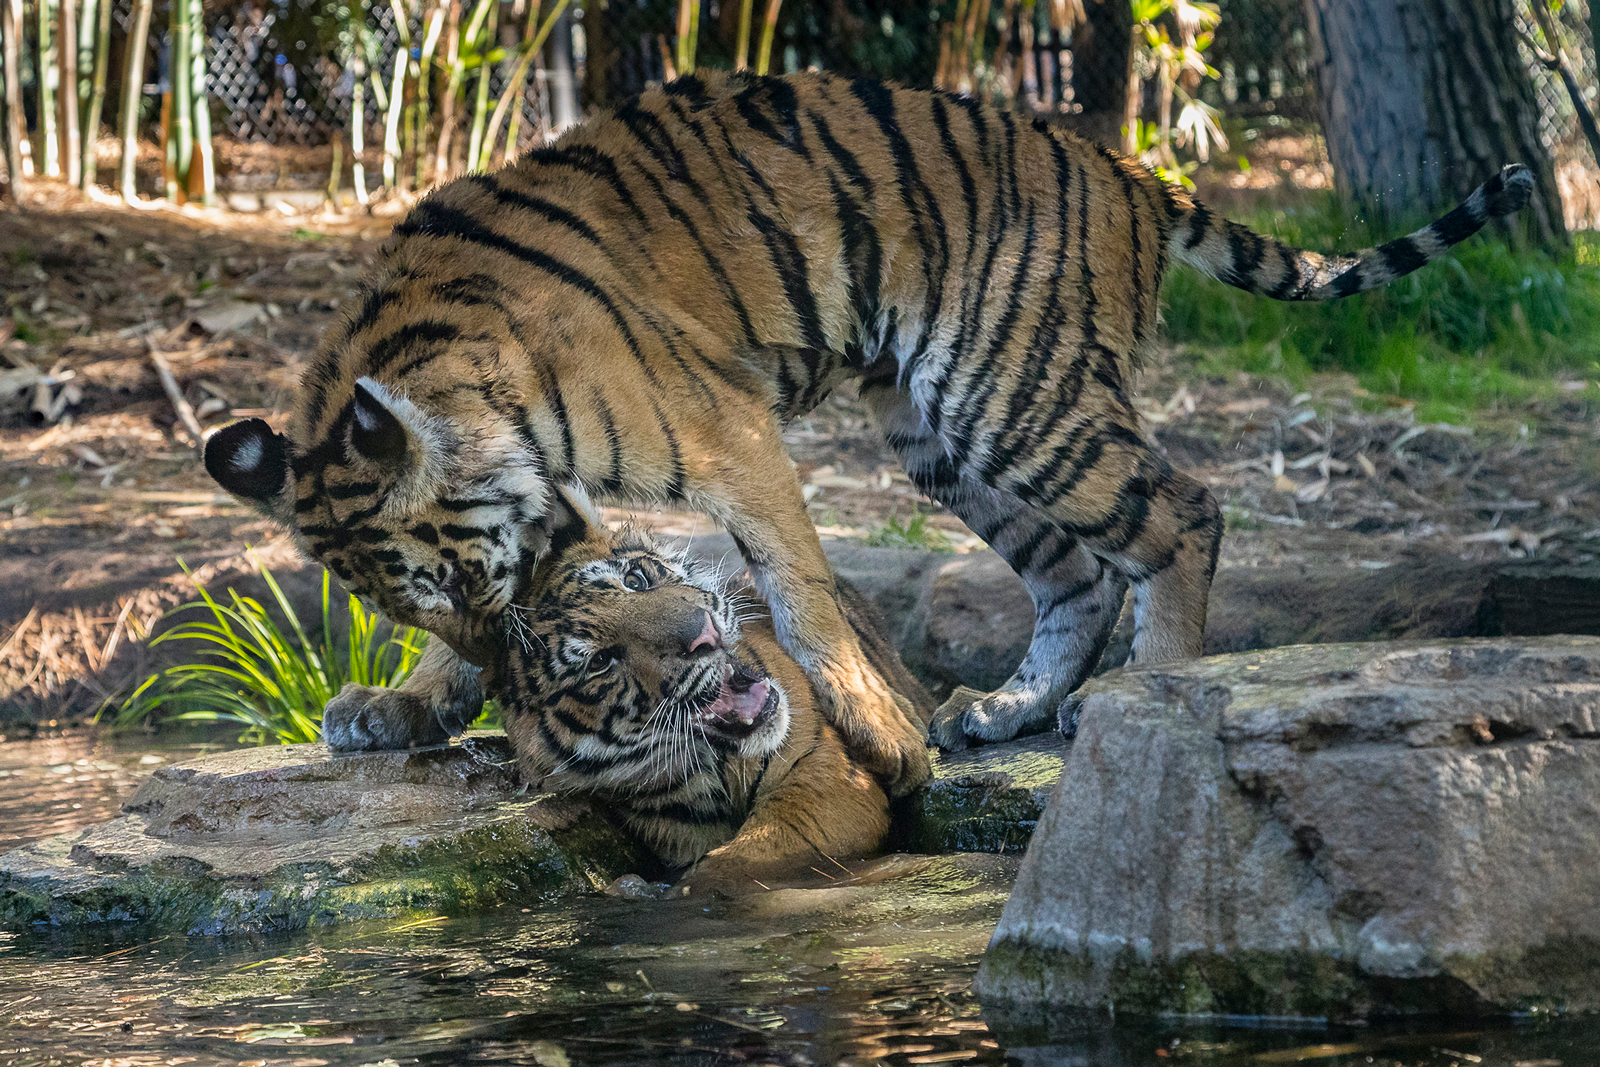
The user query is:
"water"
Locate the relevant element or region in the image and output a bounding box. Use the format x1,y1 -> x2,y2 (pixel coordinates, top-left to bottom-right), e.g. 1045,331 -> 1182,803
3,731 -> 1599,1067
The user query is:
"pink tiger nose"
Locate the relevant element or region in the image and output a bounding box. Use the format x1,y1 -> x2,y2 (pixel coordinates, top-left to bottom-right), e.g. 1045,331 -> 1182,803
682,610 -> 722,656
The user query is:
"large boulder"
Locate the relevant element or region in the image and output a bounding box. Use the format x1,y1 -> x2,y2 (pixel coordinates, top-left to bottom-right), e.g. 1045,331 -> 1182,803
976,636 -> 1600,1019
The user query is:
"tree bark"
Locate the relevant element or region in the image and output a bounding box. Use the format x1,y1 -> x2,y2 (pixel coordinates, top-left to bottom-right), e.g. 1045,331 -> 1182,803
1069,0 -> 1132,145
1303,0 -> 1564,245
1,0 -> 25,199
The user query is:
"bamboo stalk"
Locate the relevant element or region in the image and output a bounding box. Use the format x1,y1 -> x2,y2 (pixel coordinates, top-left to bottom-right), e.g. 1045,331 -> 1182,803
189,0 -> 213,205
464,1 -> 495,170
1,0 -> 25,196
733,0 -> 753,70
414,0 -> 445,187
165,0 -> 191,199
351,44 -> 370,205
675,0 -> 692,76
754,0 -> 781,75
37,0 -> 59,178
118,0 -> 152,200
481,0 -> 574,169
1019,0 -> 1038,109
485,0 -> 541,169
993,0 -> 1016,100
968,0 -> 994,91
80,0 -> 110,186
382,0 -> 412,188
433,0 -> 465,180
327,132 -> 343,207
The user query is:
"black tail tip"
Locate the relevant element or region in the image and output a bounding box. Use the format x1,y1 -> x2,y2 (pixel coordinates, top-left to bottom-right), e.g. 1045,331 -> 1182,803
1484,163 -> 1535,217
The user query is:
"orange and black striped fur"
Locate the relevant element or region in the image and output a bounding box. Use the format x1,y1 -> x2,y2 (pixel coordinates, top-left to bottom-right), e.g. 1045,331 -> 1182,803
205,70 -> 1534,768
495,487 -> 933,891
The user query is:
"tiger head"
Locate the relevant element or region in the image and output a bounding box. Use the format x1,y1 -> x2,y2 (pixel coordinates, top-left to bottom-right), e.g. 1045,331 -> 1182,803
203,375 -> 548,669
496,488 -> 792,796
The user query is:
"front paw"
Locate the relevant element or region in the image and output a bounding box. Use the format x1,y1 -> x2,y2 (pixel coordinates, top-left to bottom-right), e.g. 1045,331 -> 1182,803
928,685 -> 1056,751
322,684 -> 461,752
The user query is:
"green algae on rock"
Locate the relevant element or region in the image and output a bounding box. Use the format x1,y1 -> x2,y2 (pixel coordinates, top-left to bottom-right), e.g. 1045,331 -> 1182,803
1,726 -> 1054,935
0,735 -> 655,933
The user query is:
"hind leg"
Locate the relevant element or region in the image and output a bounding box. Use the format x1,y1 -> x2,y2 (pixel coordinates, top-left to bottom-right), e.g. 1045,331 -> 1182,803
863,381 -> 1129,749
986,411 -> 1223,674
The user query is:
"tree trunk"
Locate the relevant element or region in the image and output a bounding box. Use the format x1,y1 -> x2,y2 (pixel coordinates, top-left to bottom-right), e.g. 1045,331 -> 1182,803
1069,0 -> 1131,145
1303,0 -> 1564,245
1,0 -> 25,198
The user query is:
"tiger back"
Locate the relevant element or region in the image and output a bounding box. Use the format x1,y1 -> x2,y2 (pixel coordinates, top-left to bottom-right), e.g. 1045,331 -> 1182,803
205,70 -> 1535,786
495,487 -> 934,889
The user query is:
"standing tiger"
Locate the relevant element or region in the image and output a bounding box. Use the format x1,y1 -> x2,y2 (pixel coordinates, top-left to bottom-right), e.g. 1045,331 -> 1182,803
204,70 -> 1534,783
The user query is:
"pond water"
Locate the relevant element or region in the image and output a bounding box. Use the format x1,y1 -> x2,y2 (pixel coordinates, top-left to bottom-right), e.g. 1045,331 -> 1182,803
3,731 -> 1600,1067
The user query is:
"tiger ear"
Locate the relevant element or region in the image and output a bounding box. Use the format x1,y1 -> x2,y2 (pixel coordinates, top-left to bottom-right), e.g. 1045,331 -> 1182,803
349,378 -> 410,464
204,418 -> 292,519
538,483 -> 602,559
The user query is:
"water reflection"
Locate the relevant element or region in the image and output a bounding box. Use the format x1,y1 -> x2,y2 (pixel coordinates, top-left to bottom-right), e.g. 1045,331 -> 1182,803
3,734 -> 1600,1066
0,729 -> 241,853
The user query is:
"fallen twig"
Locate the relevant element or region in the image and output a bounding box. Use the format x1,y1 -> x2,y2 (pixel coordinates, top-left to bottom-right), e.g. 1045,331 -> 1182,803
146,339 -> 205,453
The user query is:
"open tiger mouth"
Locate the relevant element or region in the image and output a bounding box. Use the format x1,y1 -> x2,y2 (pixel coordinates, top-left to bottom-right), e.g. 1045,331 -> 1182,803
686,664 -> 778,745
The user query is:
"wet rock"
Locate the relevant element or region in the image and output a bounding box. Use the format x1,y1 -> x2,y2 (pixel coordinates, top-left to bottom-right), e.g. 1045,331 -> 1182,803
893,733 -> 1067,855
0,735 -> 653,934
1,726 -> 1054,933
976,636 -> 1600,1019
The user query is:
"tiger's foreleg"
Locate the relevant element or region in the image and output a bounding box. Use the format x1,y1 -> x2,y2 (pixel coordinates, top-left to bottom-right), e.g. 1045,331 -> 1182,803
323,638 -> 484,751
697,432 -> 932,797
863,381 -> 1128,750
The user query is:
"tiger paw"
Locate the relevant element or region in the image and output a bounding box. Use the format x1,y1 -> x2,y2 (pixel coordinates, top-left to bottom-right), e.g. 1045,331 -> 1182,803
837,691 -> 932,798
322,684 -> 470,752
928,685 -> 1057,752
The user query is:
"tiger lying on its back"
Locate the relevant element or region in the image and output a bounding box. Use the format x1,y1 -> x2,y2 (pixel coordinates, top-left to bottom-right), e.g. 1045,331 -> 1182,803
204,71 -> 1535,785
495,486 -> 934,891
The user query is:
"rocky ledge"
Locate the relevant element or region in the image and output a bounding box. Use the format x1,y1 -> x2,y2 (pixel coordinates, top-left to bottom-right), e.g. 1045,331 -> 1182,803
0,731 -> 1062,934
976,635 -> 1600,1020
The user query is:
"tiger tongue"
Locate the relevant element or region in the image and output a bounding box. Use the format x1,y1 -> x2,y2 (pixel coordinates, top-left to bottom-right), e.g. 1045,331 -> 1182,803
705,676 -> 771,725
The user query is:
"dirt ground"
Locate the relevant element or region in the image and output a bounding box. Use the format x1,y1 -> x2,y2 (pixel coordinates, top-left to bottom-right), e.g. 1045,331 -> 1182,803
4,176 -> 1600,729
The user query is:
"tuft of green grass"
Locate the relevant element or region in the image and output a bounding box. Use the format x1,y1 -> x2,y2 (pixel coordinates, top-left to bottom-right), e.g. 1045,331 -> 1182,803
108,561 -> 426,745
863,512 -> 952,552
1162,198 -> 1600,419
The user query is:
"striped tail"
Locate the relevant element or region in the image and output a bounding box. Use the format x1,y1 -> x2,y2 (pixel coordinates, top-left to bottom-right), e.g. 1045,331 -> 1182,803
1170,164 -> 1535,302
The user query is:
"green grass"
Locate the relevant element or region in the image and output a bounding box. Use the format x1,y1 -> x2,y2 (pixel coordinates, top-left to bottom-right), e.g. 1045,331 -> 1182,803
863,511 -> 953,551
1162,197 -> 1600,420
108,562 -> 427,745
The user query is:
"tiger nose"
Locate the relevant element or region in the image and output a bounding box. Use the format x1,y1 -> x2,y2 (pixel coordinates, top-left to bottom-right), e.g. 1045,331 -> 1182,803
681,609 -> 722,656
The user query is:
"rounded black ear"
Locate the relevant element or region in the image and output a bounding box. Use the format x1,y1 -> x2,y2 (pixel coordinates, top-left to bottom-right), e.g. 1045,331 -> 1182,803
204,418 -> 289,505
350,380 -> 409,464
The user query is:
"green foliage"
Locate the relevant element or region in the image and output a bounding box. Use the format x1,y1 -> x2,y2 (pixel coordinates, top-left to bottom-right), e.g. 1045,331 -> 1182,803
110,562 -> 425,745
1163,199 -> 1600,419
864,512 -> 953,552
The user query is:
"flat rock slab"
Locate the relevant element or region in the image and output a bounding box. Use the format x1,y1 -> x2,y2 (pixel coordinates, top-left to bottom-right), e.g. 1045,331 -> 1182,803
0,736 -> 652,933
1,730 -> 1056,934
977,635 -> 1600,1020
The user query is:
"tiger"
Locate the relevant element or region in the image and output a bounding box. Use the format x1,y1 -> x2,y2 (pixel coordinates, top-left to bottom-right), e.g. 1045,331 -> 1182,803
495,485 -> 935,892
202,69 -> 1535,777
